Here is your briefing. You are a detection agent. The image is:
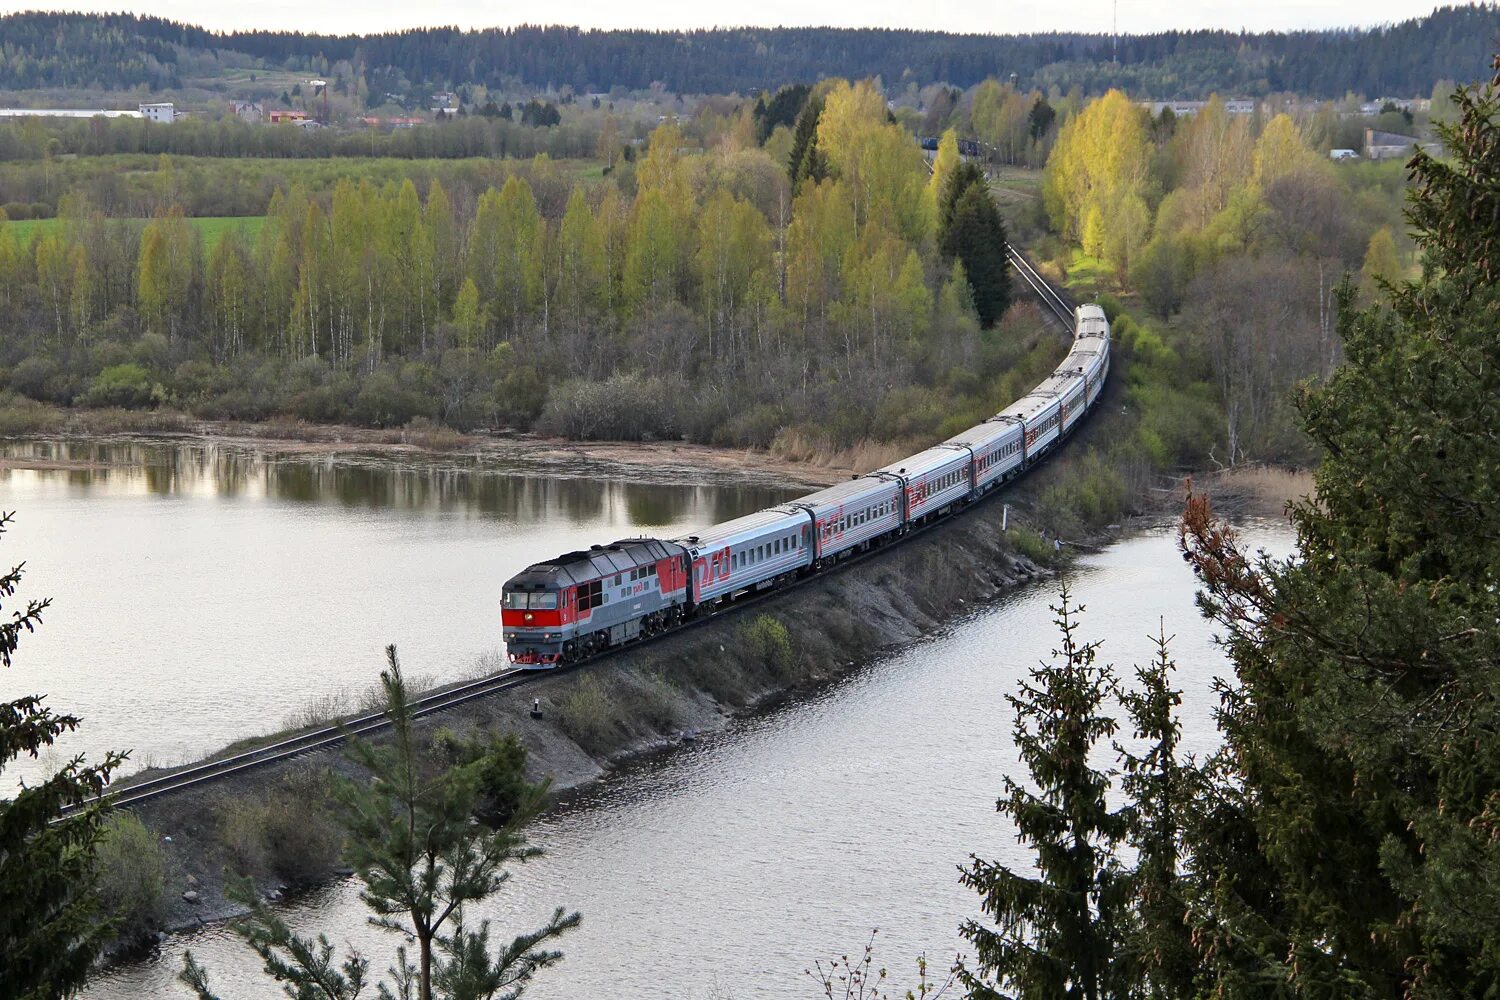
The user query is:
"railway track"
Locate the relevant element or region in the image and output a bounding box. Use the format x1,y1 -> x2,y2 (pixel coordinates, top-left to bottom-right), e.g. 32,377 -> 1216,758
66,242 -> 1084,817
71,669 -> 535,813
1005,243 -> 1076,328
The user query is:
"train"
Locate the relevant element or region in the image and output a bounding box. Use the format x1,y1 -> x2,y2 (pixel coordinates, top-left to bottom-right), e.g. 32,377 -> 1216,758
500,302 -> 1110,668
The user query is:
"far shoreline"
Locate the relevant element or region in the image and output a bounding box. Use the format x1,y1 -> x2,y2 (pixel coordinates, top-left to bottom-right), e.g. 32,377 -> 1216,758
0,410 -> 856,491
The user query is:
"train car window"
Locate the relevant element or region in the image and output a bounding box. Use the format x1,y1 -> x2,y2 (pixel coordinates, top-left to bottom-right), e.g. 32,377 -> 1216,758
578,579 -> 603,612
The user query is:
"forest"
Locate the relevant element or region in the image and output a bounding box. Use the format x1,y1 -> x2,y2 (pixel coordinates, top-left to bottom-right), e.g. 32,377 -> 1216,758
1037,90 -> 1415,465
0,63 -> 1416,480
0,6 -> 1494,99
0,80 -> 1024,461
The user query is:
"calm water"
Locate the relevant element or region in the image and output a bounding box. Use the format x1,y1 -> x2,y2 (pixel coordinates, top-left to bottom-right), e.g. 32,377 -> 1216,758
0,437 -> 797,787
90,518 -> 1296,1000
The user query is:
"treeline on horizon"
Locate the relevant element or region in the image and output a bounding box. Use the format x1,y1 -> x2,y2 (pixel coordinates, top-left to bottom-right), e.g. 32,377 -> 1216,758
0,6 -> 1495,98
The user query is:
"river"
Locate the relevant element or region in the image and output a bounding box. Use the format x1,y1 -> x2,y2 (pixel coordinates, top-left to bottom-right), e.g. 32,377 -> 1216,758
0,437 -> 798,788
77,485 -> 1294,1000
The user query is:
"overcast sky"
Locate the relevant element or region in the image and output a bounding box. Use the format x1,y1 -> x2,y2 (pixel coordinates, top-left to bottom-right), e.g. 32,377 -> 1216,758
0,0 -> 1455,36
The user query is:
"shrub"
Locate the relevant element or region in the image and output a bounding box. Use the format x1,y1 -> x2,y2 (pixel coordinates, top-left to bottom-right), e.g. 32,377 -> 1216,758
535,372 -> 685,441
213,767 -> 341,885
740,614 -> 795,681
0,392 -> 55,434
719,402 -> 788,448
82,363 -> 155,409
556,675 -> 621,755
613,671 -> 680,732
8,356 -> 60,402
1009,526 -> 1055,564
430,728 -> 533,826
95,812 -> 170,931
351,369 -> 429,427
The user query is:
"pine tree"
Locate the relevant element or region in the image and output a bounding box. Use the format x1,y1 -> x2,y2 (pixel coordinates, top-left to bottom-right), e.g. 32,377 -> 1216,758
182,646 -> 579,1000
0,510 -> 126,1000
1179,55 -> 1500,999
959,585 -> 1133,1000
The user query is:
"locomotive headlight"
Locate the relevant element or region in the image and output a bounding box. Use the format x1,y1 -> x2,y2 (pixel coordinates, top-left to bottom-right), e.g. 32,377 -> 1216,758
524,612 -> 534,622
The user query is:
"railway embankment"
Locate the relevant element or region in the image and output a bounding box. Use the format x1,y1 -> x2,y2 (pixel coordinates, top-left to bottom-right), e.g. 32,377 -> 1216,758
107,451 -> 1105,955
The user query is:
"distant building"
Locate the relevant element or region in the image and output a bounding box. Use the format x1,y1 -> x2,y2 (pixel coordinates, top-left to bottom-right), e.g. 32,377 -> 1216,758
268,109 -> 308,124
1146,99 -> 1257,117
0,107 -> 142,119
358,116 -> 426,129
229,101 -> 263,123
1365,128 -> 1418,160
139,102 -> 176,123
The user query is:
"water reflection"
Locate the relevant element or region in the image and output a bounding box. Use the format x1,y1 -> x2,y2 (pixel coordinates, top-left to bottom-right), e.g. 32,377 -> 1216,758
0,436 -> 797,789
0,438 -> 794,523
89,521 -> 1297,1000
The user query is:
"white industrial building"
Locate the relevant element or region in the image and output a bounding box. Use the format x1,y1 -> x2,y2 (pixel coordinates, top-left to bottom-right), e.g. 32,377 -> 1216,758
138,102 -> 176,123
0,101 -> 180,122
0,107 -> 142,119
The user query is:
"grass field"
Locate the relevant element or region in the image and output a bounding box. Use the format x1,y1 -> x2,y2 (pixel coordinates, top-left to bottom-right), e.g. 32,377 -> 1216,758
4,215 -> 266,244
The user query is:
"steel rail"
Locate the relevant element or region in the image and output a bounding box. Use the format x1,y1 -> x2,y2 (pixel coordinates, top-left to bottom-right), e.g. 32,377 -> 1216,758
61,244 -> 1088,817
1004,242 -> 1076,328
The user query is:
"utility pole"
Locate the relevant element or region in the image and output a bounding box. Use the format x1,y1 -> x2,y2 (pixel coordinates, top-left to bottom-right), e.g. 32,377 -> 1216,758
1113,0 -> 1119,63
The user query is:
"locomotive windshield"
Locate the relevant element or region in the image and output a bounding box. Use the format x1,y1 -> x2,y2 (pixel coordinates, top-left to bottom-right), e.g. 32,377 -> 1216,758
502,591 -> 559,609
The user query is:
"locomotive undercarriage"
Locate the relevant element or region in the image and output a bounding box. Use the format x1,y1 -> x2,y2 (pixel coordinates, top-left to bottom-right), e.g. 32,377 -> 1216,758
555,605 -> 687,664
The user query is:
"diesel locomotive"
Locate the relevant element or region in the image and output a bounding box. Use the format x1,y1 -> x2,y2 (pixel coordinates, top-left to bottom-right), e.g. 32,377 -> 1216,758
501,302 -> 1110,667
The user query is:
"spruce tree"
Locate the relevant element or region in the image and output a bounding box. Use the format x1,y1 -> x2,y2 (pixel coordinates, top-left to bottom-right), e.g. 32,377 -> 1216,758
183,646 -> 579,1000
0,510 -> 126,1000
788,95 -> 827,188
1179,55 -> 1500,998
938,160 -> 987,236
1116,628 -> 1196,1000
959,586 -> 1133,1000
941,181 -> 1012,328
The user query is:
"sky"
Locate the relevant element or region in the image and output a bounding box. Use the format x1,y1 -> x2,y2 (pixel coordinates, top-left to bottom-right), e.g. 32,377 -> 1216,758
0,0 -> 1458,35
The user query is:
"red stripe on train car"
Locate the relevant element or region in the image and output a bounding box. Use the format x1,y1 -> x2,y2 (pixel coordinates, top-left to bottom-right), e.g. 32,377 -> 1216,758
501,609 -> 565,627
